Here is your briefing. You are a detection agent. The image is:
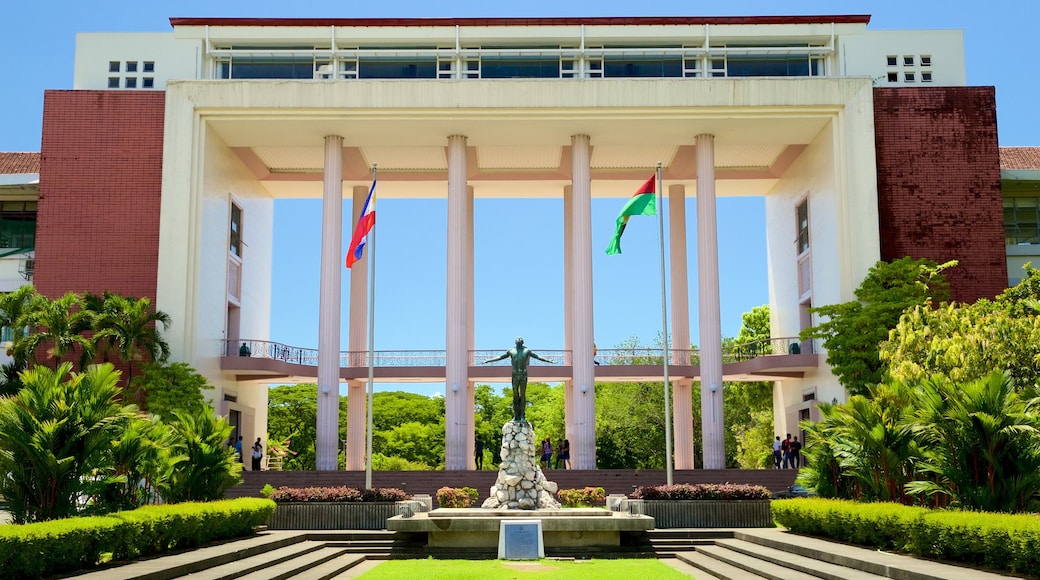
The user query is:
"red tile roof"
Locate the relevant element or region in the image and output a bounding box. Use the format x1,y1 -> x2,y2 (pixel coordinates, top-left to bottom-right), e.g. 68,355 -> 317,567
170,15 -> 872,28
0,152 -> 40,175
1000,147 -> 1040,171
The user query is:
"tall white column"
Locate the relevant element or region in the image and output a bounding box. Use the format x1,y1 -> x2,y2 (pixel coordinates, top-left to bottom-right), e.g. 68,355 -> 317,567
563,185 -> 575,449
696,134 -> 725,469
445,135 -> 470,470
668,184 -> 695,469
346,185 -> 369,471
570,135 -> 596,469
316,135 -> 343,471
466,185 -> 476,469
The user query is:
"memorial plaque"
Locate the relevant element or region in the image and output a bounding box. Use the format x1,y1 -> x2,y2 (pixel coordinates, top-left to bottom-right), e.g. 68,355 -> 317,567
498,519 -> 544,560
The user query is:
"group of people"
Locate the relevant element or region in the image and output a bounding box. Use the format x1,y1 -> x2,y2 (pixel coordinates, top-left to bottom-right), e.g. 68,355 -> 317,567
229,435 -> 265,471
540,437 -> 571,470
772,433 -> 803,469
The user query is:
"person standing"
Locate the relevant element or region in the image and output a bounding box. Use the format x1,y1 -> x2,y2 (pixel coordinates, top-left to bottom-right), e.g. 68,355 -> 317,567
556,438 -> 571,469
541,437 -> 553,469
772,436 -> 782,469
782,433 -> 792,469
234,436 -> 244,463
474,436 -> 485,470
790,435 -> 803,469
251,438 -> 263,471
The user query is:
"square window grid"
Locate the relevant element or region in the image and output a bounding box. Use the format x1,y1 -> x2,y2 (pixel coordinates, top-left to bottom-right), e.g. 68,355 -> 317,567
143,61 -> 155,73
903,55 -> 914,66
125,77 -> 137,88
143,78 -> 154,88
108,77 -> 120,88
126,61 -> 138,73
109,61 -> 120,73
904,72 -> 915,82
886,55 -> 897,66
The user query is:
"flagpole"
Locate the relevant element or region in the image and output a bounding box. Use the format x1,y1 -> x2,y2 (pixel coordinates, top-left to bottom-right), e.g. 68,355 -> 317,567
364,164 -> 377,490
655,161 -> 674,486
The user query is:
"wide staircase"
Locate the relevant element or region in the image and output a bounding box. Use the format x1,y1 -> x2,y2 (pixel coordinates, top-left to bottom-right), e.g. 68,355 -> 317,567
74,527 -> 1017,579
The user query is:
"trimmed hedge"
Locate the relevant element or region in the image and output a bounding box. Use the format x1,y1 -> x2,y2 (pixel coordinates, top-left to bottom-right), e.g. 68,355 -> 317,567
436,486 -> 479,508
0,498 -> 274,579
631,483 -> 771,501
268,486 -> 409,503
772,498 -> 1040,575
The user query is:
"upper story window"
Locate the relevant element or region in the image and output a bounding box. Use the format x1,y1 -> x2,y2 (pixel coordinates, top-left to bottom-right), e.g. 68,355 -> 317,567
1005,196 -> 1039,245
725,54 -> 819,77
796,200 -> 809,254
230,202 -> 243,257
0,201 -> 37,249
106,60 -> 156,89
604,55 -> 682,78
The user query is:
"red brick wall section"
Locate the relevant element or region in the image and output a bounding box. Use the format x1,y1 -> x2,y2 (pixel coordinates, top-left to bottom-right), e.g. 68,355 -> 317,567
37,91 -> 165,302
873,87 -> 1007,303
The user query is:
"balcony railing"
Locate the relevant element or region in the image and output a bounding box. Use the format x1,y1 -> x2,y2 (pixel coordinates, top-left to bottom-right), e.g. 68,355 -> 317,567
223,338 -> 810,369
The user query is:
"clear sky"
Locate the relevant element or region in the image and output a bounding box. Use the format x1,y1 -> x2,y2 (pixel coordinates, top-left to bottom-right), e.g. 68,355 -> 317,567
2,1 -> 1037,397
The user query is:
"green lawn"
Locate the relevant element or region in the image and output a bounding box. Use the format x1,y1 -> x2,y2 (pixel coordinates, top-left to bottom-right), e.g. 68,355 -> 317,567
355,558 -> 693,579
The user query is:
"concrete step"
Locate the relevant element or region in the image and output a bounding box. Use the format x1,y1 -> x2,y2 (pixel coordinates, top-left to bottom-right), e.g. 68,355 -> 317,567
329,559 -> 384,579
284,552 -> 366,580
234,547 -> 352,580
184,541 -> 326,580
695,545 -> 821,580
715,539 -> 888,580
677,551 -> 766,580
661,557 -> 724,580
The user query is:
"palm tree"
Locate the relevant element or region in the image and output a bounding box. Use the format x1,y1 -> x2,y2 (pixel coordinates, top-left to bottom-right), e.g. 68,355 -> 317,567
166,407 -> 242,502
91,293 -> 171,393
0,285 -> 41,395
0,363 -> 135,522
16,292 -> 96,370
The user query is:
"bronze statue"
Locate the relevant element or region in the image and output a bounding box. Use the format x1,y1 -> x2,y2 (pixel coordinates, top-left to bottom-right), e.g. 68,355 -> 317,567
483,337 -> 554,422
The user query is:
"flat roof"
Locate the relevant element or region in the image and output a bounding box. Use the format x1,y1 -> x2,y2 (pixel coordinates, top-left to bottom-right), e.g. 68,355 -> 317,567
169,15 -> 872,28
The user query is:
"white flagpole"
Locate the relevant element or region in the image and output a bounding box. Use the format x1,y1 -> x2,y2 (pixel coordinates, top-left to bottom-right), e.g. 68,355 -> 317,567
655,161 -> 674,485
365,164 -> 377,490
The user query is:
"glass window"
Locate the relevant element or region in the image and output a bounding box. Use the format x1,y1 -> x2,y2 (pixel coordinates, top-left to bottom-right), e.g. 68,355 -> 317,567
796,200 -> 809,254
109,61 -> 121,73
887,72 -> 898,82
108,77 -> 120,88
230,203 -> 243,257
904,72 -> 915,83
479,56 -> 559,78
920,55 -> 932,66
125,77 -> 137,88
126,61 -> 138,73
921,72 -> 932,83
603,55 -> 682,77
1005,197 -> 1040,245
357,58 -> 437,79
886,55 -> 897,66
222,57 -> 315,79
726,54 -> 817,77
0,202 -> 37,249
903,55 -> 914,66
143,61 -> 155,73
143,78 -> 154,88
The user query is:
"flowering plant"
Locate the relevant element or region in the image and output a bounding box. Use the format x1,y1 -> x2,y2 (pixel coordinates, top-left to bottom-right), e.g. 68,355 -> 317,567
269,486 -> 409,503
557,486 -> 606,507
630,483 -> 771,501
436,486 -> 479,508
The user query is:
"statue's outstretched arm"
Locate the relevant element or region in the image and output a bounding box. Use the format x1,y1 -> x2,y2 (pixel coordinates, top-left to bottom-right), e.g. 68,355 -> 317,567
531,352 -> 554,364
483,352 -> 509,364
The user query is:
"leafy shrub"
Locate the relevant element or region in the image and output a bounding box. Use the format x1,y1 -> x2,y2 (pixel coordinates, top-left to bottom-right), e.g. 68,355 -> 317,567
268,486 -> 409,503
0,498 -> 273,578
772,498 -> 1040,575
436,486 -> 478,508
260,483 -> 276,498
558,486 -> 606,507
631,483 -> 771,501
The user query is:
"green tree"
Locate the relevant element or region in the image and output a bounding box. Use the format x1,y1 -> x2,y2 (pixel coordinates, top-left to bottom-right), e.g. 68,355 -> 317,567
0,285 -> 39,396
727,305 -> 775,468
905,373 -> 1040,512
165,407 -> 242,502
88,293 -> 171,388
0,363 -> 134,522
135,362 -> 214,419
16,291 -> 97,370
381,421 -> 445,468
801,257 -> 955,396
267,384 -> 319,470
97,414 -> 183,512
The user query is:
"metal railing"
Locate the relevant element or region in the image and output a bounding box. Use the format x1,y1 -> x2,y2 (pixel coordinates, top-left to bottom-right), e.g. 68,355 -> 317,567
223,338 -> 809,369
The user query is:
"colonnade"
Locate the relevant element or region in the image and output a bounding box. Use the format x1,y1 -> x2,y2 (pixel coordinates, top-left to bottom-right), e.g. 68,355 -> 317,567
316,133 -> 725,471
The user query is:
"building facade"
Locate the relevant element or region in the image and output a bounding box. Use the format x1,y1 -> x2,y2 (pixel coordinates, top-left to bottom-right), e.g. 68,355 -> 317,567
15,15 -> 1013,470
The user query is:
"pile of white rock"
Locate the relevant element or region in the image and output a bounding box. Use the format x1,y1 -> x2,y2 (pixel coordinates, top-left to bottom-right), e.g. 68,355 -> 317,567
480,420 -> 561,510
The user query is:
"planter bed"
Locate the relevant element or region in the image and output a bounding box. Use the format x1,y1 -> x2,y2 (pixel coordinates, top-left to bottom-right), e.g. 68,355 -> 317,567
642,499 -> 773,528
268,502 -> 398,530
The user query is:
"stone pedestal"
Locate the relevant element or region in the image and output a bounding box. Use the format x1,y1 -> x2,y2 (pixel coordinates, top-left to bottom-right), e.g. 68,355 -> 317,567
481,421 -> 561,510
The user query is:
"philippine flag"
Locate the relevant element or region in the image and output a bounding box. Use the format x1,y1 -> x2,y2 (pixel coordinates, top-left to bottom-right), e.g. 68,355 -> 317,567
345,179 -> 376,268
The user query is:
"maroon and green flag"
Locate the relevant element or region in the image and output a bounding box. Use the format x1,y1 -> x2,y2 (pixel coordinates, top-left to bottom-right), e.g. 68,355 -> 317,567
605,175 -> 656,255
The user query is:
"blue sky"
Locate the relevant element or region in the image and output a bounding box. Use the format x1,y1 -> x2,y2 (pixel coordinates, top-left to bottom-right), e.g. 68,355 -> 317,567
2,1 -> 1037,397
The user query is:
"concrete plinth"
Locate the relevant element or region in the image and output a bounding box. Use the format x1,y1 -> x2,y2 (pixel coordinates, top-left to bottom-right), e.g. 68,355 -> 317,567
386,507 -> 655,548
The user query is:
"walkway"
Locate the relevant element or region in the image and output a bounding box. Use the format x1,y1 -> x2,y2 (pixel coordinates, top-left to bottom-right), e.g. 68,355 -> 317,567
222,337 -> 818,384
